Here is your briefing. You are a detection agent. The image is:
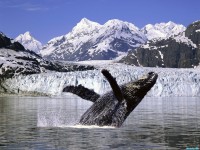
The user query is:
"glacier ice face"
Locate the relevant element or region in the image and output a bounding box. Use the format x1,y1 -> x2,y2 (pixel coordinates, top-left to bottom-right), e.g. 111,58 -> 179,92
1,62 -> 200,97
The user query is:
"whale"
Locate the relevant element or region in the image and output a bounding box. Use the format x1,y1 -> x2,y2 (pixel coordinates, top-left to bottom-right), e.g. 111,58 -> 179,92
63,69 -> 158,127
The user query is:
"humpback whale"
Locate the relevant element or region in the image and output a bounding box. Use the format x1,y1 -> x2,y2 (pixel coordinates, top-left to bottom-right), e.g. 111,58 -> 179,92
63,69 -> 158,127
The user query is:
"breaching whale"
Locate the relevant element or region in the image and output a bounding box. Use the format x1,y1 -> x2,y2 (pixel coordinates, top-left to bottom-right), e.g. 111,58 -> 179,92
63,69 -> 158,127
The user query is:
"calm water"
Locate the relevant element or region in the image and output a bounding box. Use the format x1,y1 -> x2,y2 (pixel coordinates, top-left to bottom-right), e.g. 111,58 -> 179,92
0,95 -> 200,150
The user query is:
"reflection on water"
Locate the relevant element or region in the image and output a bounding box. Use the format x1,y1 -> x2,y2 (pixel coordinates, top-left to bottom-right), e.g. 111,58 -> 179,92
0,95 -> 200,150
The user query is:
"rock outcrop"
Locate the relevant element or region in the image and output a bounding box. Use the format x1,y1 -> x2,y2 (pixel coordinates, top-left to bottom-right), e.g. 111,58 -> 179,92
120,21 -> 200,68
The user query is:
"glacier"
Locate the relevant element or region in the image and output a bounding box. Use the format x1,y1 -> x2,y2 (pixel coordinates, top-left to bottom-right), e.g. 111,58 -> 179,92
1,62 -> 200,97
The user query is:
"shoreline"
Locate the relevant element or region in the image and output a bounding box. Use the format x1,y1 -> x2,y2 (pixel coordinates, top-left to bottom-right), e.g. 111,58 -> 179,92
0,92 -> 50,97
0,92 -> 199,98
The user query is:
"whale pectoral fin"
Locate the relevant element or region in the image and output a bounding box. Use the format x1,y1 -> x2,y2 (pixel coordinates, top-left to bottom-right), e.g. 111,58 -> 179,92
63,85 -> 100,102
101,69 -> 124,102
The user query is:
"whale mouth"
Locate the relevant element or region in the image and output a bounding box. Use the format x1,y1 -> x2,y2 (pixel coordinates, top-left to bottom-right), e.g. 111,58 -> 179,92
125,71 -> 158,98
148,72 -> 155,76
147,72 -> 158,81
137,72 -> 158,84
138,72 -> 158,91
137,72 -> 158,96
124,71 -> 158,107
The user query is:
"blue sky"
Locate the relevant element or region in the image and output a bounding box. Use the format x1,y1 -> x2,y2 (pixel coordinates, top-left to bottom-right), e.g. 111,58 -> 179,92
0,0 -> 200,44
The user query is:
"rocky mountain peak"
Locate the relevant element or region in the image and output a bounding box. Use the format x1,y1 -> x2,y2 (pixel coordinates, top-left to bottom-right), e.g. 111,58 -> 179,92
104,19 -> 126,26
141,21 -> 186,40
40,19 -> 187,61
0,32 -> 25,51
120,21 -> 200,68
71,18 -> 101,34
185,20 -> 200,45
23,31 -> 32,39
79,18 -> 95,25
0,32 -> 6,37
14,32 -> 42,54
103,19 -> 138,31
40,18 -> 148,61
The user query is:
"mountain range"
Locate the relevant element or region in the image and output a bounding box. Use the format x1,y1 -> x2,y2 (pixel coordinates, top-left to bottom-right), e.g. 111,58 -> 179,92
7,18 -> 200,68
120,21 -> 200,68
1,19 -> 200,95
14,18 -> 186,61
0,32 -> 95,79
40,18 -> 148,61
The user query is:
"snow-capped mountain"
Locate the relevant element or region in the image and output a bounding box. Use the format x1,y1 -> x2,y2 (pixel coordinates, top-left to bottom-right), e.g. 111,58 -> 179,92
41,18 -> 147,61
0,32 -> 6,37
0,32 -> 95,80
0,32 -> 41,78
120,21 -> 200,68
11,19 -> 187,62
141,21 -> 186,40
14,32 -> 42,54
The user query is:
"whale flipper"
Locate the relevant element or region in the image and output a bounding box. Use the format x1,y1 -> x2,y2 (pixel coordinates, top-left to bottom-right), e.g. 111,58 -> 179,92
63,85 -> 100,102
101,69 -> 124,102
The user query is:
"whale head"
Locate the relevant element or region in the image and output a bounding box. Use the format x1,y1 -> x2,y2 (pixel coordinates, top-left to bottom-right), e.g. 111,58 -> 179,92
119,72 -> 158,120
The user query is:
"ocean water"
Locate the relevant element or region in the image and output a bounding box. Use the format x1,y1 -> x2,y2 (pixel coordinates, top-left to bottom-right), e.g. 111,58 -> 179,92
0,95 -> 200,150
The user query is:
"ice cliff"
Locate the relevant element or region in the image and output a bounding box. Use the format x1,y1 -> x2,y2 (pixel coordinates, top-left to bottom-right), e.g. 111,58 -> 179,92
1,63 -> 200,97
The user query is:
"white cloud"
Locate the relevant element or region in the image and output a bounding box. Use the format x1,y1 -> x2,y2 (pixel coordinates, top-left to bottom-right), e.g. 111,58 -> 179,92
0,0 -> 49,11
25,7 -> 45,11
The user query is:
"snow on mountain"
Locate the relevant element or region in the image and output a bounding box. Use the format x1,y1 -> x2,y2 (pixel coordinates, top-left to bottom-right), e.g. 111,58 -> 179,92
0,32 -> 41,78
100,19 -> 146,46
120,20 -> 200,68
140,31 -> 197,50
0,32 -> 6,37
0,48 -> 41,78
71,18 -> 102,35
120,34 -> 198,68
41,18 -> 147,61
14,32 -> 42,54
173,32 -> 197,48
141,21 -> 186,40
41,18 -> 102,58
11,19 -> 186,62
0,32 -> 96,81
2,62 -> 200,97
40,19 -> 186,61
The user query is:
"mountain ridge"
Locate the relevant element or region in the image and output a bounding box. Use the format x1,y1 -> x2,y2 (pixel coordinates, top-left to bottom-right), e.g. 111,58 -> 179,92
141,21 -> 186,40
120,20 -> 200,68
40,18 -> 185,61
0,32 -> 95,80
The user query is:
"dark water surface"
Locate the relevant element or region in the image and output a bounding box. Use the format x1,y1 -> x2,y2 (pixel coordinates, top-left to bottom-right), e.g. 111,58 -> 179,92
0,95 -> 200,150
